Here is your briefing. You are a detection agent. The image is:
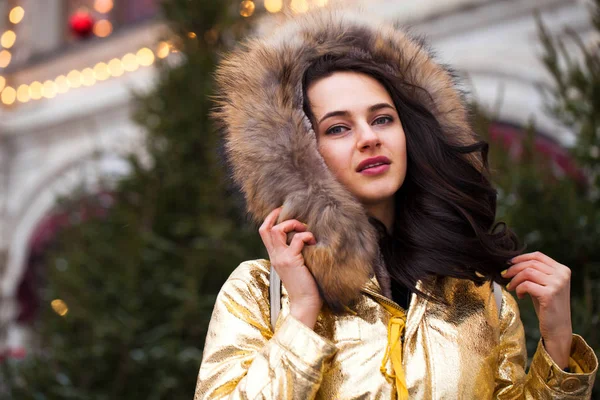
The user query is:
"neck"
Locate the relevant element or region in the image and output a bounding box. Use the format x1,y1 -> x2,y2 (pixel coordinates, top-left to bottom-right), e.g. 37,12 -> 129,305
365,198 -> 395,234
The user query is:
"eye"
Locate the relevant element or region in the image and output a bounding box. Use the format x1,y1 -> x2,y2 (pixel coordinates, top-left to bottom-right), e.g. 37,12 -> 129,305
325,125 -> 349,135
373,116 -> 393,125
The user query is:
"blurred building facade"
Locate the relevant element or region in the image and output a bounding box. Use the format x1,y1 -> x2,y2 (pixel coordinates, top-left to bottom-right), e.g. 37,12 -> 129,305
0,0 -> 592,355
0,0 -> 165,356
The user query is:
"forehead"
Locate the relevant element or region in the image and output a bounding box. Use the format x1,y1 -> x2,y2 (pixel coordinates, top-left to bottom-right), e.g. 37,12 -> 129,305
307,71 -> 393,114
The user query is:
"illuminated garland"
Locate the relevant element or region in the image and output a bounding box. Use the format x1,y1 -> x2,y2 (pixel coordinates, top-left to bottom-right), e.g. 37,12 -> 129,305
0,0 -> 331,106
0,2 -> 174,107
244,0 -> 329,17
0,42 -> 172,105
0,5 -> 25,96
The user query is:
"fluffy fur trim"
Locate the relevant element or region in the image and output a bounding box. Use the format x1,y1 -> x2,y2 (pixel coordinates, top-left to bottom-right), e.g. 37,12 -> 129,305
212,5 -> 476,312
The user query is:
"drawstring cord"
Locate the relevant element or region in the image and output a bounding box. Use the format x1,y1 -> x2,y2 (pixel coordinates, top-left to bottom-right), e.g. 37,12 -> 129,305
378,302 -> 409,400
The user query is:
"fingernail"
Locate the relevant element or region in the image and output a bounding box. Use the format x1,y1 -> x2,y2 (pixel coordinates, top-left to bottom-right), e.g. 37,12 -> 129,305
302,223 -> 308,227
506,282 -> 511,290
475,271 -> 484,278
500,269 -> 507,276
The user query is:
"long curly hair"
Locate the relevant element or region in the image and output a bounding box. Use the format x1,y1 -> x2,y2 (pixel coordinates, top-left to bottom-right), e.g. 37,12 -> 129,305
302,54 -> 523,296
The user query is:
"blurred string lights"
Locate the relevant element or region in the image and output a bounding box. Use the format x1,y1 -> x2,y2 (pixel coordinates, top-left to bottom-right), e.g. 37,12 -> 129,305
244,0 -> 329,16
0,43 -> 171,106
0,0 -> 328,107
0,5 -> 25,95
0,0 -> 175,107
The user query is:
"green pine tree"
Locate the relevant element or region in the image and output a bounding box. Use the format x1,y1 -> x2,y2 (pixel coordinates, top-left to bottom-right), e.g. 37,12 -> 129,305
2,1 -> 265,398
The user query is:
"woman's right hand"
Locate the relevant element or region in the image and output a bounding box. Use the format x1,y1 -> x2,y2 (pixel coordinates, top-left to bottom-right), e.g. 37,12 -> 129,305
259,206 -> 323,329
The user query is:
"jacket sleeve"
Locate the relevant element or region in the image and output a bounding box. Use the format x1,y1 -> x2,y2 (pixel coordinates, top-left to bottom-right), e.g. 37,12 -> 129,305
494,288 -> 598,399
194,261 -> 337,400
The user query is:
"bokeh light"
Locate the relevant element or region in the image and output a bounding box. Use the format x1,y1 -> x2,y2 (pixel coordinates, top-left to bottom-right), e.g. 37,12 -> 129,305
264,0 -> 283,13
290,0 -> 308,13
16,84 -> 30,103
81,68 -> 96,86
9,7 -> 25,24
122,53 -> 138,72
42,80 -> 57,99
0,50 -> 12,68
136,48 -> 154,67
94,19 -> 113,38
108,58 -> 124,77
93,62 -> 110,80
94,0 -> 114,14
1,30 -> 16,49
1,86 -> 16,105
51,299 -> 69,316
29,81 -> 42,100
156,42 -> 170,59
67,70 -> 82,88
55,75 -> 70,93
240,0 -> 255,17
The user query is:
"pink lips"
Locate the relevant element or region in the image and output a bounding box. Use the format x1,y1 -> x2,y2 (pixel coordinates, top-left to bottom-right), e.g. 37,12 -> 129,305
360,164 -> 390,175
356,156 -> 391,175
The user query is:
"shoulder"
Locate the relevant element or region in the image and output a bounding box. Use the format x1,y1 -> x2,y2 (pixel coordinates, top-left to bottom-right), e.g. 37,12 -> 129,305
208,259 -> 275,340
430,277 -> 519,321
495,283 -> 523,330
227,258 -> 271,285
218,259 -> 272,304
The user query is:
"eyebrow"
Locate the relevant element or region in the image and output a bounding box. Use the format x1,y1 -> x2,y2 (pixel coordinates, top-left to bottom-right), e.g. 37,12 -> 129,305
317,103 -> 395,126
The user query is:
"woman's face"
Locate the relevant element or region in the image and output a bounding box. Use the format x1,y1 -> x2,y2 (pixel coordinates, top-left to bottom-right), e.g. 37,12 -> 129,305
307,71 -> 407,208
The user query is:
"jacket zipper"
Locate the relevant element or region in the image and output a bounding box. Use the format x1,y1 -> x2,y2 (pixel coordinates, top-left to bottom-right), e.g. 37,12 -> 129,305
361,287 -> 406,314
361,287 -> 409,343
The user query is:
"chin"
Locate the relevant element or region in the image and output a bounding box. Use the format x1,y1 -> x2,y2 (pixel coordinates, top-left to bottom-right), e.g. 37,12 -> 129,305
356,182 -> 401,205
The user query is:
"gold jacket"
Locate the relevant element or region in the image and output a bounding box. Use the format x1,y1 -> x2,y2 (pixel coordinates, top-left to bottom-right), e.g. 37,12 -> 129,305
195,260 -> 598,399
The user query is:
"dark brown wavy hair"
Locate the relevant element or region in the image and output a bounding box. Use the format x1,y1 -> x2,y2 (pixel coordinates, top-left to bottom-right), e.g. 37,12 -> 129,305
302,54 -> 523,296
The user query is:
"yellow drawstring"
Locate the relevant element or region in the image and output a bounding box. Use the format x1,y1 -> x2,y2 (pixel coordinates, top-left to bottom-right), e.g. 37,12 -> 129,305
378,302 -> 409,400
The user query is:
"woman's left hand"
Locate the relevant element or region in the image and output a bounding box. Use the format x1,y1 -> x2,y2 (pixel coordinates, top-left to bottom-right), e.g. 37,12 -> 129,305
502,251 -> 573,369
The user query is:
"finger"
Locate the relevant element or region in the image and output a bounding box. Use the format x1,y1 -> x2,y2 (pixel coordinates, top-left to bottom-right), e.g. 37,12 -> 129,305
507,268 -> 551,292
510,251 -> 559,269
259,207 -> 283,248
289,232 -> 316,254
514,280 -> 545,300
502,260 -> 554,279
271,219 -> 308,244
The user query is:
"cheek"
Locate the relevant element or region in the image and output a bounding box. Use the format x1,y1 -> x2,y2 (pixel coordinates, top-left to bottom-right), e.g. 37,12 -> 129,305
318,143 -> 352,177
393,131 -> 407,157
396,126 -> 407,145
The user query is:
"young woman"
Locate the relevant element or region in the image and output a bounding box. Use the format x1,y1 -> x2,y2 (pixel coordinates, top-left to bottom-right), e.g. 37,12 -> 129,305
194,7 -> 597,399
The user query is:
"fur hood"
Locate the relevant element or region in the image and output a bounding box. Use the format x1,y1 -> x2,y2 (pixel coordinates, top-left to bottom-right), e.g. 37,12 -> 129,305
212,6 -> 477,312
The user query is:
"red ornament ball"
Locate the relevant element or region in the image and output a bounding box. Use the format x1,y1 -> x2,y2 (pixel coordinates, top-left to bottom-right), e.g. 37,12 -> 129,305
69,10 -> 95,38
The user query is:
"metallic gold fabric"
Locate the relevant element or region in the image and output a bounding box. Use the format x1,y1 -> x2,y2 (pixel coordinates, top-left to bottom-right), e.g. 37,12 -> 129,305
194,260 -> 598,399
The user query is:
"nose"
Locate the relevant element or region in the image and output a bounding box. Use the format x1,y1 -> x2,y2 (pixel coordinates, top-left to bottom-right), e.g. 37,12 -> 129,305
356,123 -> 381,151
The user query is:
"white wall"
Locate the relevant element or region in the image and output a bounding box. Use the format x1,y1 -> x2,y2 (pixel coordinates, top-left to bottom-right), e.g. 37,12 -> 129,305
379,0 -> 591,145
